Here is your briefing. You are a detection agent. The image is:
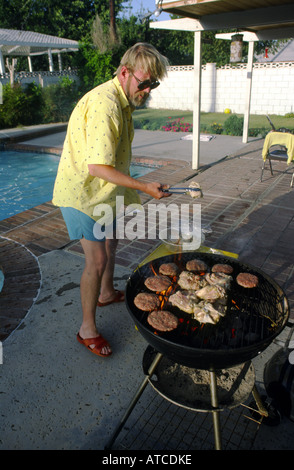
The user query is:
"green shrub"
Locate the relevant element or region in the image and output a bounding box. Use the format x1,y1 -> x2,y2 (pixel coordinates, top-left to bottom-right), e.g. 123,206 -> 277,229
135,119 -> 150,129
248,127 -> 268,138
74,42 -> 114,91
0,78 -> 79,129
24,82 -> 44,124
200,124 -> 207,132
42,77 -> 78,123
209,122 -> 223,134
223,114 -> 244,136
0,82 -> 44,128
149,121 -> 159,131
0,83 -> 25,128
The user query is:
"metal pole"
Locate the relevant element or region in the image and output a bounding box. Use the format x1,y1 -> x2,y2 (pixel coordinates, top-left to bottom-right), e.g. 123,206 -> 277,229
105,351 -> 163,450
192,30 -> 202,170
209,369 -> 222,450
242,40 -> 254,143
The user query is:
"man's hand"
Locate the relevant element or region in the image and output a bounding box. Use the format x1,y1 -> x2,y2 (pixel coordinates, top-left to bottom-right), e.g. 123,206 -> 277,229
88,164 -> 171,199
143,182 -> 171,200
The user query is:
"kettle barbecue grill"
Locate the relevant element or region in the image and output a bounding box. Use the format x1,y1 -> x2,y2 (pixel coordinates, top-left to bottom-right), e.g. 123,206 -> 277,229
106,251 -> 290,450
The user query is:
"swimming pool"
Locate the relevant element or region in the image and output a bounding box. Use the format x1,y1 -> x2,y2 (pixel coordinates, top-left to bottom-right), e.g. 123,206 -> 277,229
0,151 -> 158,221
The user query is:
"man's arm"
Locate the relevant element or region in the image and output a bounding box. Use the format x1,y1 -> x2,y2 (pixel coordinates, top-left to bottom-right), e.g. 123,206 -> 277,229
88,164 -> 170,200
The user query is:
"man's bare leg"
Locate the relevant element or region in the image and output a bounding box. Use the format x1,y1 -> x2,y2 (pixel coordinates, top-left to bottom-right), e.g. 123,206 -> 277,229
78,238 -> 111,355
98,237 -> 122,304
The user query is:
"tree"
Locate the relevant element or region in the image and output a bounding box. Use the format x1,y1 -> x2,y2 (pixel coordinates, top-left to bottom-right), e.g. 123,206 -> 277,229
0,0 -> 126,72
0,0 -> 126,40
0,1 -> 288,79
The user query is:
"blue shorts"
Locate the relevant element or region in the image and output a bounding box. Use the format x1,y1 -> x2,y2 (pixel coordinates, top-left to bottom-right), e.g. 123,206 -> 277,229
60,207 -> 116,242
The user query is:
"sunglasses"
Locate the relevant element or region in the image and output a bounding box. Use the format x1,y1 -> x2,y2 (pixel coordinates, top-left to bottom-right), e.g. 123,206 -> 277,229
132,72 -> 160,91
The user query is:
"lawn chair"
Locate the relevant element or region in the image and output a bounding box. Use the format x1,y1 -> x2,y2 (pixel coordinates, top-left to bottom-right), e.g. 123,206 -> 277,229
265,115 -> 293,134
261,131 -> 294,187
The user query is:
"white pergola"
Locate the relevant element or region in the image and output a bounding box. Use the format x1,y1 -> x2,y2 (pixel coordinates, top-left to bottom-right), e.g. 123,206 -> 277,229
0,29 -> 79,74
150,0 -> 294,169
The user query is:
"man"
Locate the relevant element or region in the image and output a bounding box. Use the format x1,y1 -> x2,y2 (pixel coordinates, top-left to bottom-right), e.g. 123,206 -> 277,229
52,43 -> 170,358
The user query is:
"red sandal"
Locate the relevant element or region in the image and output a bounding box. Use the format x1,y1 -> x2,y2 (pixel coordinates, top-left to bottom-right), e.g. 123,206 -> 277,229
77,333 -> 112,357
97,290 -> 125,307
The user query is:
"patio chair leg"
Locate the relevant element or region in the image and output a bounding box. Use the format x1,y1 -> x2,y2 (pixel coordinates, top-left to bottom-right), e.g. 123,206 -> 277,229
269,158 -> 273,175
261,163 -> 265,182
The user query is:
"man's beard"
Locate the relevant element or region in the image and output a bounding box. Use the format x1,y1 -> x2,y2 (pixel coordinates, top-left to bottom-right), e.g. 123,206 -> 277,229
128,92 -> 149,108
125,77 -> 149,107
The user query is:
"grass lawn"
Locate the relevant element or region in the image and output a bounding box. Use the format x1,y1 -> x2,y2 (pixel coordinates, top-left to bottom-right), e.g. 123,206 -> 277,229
133,109 -> 294,136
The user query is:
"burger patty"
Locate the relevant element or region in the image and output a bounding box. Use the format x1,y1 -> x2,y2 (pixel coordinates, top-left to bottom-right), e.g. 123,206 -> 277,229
159,262 -> 178,277
211,263 -> 233,274
147,310 -> 179,332
144,275 -> 172,292
134,292 -> 160,311
236,272 -> 259,288
186,258 -> 208,273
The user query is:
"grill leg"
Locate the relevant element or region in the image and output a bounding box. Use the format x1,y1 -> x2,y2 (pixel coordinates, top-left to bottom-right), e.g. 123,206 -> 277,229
104,351 -> 163,450
210,370 -> 222,450
252,384 -> 269,418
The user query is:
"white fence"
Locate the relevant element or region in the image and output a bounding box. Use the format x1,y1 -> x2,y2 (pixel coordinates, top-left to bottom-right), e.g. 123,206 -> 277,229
0,69 -> 80,87
0,62 -> 293,115
147,62 -> 294,115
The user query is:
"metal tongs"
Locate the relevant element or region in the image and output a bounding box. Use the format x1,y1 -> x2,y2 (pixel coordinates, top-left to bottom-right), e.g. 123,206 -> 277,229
161,186 -> 202,195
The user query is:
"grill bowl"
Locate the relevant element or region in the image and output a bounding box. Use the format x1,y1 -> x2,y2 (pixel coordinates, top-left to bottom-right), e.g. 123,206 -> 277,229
126,252 -> 289,370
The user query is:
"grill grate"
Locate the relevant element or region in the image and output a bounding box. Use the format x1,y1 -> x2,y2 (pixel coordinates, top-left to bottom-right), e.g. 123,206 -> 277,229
127,253 -> 288,350
126,252 -> 289,369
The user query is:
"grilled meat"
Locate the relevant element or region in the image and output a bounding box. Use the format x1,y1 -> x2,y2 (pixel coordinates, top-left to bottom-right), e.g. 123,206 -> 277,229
147,310 -> 179,332
236,272 -> 259,288
212,263 -> 233,274
144,275 -> 172,292
188,181 -> 203,198
178,271 -> 207,290
159,262 -> 178,277
196,284 -> 226,302
205,272 -> 232,289
186,258 -> 208,273
193,301 -> 225,324
134,292 -> 160,311
169,290 -> 199,314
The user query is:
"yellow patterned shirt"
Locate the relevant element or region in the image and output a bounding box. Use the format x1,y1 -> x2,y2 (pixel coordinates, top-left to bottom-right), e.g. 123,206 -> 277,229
52,76 -> 141,220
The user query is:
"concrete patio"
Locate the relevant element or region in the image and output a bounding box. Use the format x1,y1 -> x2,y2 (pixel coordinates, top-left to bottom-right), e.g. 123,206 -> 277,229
0,126 -> 293,451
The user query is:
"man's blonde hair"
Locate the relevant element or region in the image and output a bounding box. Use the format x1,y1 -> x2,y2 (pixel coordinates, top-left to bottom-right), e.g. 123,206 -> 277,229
115,42 -> 169,80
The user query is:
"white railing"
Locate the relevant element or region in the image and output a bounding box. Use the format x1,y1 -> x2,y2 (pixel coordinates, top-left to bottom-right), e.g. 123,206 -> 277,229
0,69 -> 80,86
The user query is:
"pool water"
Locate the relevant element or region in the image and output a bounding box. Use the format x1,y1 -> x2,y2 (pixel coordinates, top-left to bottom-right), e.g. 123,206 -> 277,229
0,151 -> 60,221
0,269 -> 4,292
0,151 -> 157,221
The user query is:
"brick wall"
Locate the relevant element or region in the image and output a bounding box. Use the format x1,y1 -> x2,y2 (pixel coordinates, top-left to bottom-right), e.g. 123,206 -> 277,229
147,62 -> 294,115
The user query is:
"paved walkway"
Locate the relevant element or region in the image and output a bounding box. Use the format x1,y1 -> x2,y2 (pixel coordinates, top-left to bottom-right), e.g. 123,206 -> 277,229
0,126 -> 293,450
